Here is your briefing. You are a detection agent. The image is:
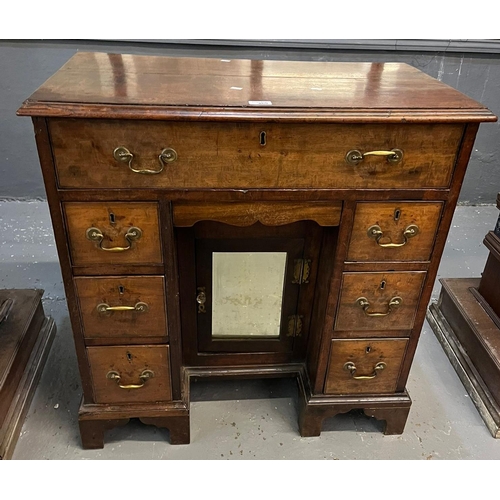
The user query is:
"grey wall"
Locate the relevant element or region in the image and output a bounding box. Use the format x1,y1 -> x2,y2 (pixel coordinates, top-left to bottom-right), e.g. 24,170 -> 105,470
1,40 -> 499,202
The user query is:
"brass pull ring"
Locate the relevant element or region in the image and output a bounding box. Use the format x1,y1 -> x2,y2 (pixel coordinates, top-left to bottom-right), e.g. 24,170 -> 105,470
367,224 -> 419,248
343,361 -> 387,380
345,149 -> 403,166
113,146 -> 177,175
86,226 -> 142,252
356,296 -> 402,317
106,369 -> 154,389
96,301 -> 149,314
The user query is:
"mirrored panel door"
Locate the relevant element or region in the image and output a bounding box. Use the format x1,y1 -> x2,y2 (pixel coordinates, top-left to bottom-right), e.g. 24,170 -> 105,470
177,220 -> 329,366
196,235 -> 304,353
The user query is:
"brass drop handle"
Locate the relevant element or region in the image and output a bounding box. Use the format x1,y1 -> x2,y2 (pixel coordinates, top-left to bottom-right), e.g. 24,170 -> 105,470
106,369 -> 154,389
343,361 -> 387,380
356,296 -> 402,317
367,224 -> 419,248
97,302 -> 149,314
86,226 -> 142,252
113,146 -> 177,174
345,148 -> 403,166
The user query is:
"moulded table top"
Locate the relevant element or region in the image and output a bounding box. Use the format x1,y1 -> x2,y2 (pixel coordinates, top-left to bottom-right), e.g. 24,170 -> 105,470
17,52 -> 497,123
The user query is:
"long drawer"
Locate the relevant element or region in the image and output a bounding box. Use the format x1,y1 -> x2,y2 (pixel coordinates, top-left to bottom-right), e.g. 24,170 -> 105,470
74,276 -> 168,340
50,119 -> 463,189
87,345 -> 172,404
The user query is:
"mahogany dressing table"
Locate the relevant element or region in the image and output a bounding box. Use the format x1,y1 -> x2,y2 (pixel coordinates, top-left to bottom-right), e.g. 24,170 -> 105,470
17,53 -> 496,448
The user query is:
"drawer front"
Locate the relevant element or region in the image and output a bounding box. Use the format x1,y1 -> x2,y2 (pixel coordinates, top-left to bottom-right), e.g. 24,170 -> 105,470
325,339 -> 408,395
64,202 -> 162,266
75,276 -> 167,340
335,272 -> 426,331
87,345 -> 172,404
347,202 -> 443,262
50,119 -> 463,189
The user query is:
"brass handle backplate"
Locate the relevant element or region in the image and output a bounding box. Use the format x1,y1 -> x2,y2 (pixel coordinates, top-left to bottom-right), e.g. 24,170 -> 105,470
367,224 -> 419,248
106,369 -> 154,389
113,146 -> 177,174
356,296 -> 402,317
343,361 -> 387,380
345,149 -> 403,166
86,226 -> 142,252
97,301 -> 149,314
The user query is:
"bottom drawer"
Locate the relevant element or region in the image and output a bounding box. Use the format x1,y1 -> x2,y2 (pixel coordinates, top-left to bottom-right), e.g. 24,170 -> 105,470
87,345 -> 172,404
325,339 -> 408,395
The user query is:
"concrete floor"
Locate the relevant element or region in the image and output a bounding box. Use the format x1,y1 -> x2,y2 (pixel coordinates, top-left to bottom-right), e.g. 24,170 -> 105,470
2,200 -> 500,459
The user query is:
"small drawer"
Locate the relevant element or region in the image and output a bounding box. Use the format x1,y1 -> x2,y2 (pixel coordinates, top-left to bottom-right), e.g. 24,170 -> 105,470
50,119 -> 463,190
87,345 -> 172,404
63,202 -> 162,266
325,339 -> 408,395
347,202 -> 443,262
335,272 -> 426,331
75,276 -> 167,340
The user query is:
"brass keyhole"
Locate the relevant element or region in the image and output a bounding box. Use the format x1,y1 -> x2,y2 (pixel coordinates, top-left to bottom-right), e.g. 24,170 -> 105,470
380,280 -> 386,290
127,352 -> 132,361
260,131 -> 267,146
394,209 -> 401,221
118,285 -> 125,295
366,346 -> 372,353
109,212 -> 116,224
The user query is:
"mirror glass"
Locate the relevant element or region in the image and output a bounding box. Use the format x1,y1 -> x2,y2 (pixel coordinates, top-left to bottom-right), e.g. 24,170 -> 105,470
211,252 -> 287,338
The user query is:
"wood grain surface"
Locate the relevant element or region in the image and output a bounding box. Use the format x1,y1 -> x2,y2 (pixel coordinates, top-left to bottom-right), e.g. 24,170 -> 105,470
63,202 -> 162,266
325,339 -> 408,394
50,119 -> 464,189
87,345 -> 172,404
74,276 -> 167,340
347,201 -> 443,262
173,202 -> 342,227
335,271 -> 426,331
18,53 -> 496,123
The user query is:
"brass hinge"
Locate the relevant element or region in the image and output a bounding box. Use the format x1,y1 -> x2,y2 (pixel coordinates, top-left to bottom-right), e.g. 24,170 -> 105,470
292,259 -> 311,284
287,315 -> 303,337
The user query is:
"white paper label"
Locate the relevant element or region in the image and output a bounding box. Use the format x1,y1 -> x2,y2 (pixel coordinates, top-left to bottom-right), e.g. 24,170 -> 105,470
248,100 -> 273,106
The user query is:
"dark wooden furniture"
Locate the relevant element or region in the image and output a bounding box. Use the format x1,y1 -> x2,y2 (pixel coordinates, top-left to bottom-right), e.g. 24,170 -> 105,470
427,194 -> 500,437
18,53 -> 496,448
0,289 -> 56,459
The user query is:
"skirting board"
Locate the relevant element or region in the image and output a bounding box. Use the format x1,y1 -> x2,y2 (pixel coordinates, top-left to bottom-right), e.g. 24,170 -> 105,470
0,317 -> 56,459
427,302 -> 500,438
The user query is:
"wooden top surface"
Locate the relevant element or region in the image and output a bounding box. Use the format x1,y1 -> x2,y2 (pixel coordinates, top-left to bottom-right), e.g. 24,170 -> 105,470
18,52 -> 497,123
